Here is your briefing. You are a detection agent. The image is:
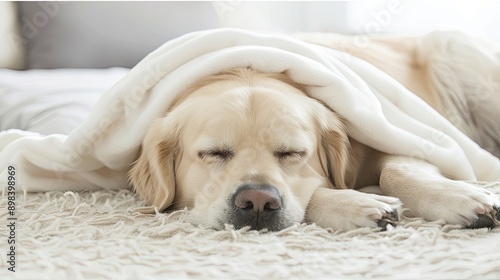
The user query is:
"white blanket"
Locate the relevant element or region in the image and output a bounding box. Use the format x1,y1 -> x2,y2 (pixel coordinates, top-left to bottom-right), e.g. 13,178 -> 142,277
1,28 -> 499,192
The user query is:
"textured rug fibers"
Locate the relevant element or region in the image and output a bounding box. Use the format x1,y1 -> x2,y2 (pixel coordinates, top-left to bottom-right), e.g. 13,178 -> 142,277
1,182 -> 499,279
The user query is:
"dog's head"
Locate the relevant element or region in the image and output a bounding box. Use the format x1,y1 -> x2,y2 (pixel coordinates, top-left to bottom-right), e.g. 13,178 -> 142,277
129,68 -> 354,231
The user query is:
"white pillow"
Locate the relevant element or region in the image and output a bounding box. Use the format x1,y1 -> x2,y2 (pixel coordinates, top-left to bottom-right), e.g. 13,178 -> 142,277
0,68 -> 128,135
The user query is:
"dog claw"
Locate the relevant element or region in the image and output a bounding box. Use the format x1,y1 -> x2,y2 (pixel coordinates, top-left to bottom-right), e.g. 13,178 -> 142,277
467,214 -> 494,229
377,209 -> 399,231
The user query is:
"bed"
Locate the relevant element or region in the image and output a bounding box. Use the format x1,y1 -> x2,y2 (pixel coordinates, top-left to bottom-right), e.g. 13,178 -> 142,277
0,68 -> 127,135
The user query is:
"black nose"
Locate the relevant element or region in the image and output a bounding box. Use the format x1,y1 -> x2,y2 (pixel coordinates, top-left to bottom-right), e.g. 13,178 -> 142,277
234,184 -> 282,212
230,184 -> 283,231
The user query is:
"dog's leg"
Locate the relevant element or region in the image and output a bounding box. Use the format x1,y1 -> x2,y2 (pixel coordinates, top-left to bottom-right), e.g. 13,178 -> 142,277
305,187 -> 401,231
379,155 -> 500,228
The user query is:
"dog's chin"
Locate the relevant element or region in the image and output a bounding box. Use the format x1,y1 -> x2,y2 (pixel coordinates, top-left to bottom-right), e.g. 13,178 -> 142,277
184,202 -> 305,232
226,207 -> 298,232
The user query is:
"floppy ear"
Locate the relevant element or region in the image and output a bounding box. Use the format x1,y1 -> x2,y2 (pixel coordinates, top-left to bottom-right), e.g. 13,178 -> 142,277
128,117 -> 179,212
317,106 -> 357,189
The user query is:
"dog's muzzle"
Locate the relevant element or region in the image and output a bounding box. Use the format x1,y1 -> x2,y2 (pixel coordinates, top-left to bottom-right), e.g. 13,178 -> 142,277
229,184 -> 284,231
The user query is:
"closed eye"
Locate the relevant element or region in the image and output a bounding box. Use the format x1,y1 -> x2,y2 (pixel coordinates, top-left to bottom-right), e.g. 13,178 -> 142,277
274,149 -> 306,161
198,148 -> 234,161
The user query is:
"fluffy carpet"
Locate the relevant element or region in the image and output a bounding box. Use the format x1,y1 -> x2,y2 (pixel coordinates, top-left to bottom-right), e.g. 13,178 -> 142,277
1,182 -> 500,279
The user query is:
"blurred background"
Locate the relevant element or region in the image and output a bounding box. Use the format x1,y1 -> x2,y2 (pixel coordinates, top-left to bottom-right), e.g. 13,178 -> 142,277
1,1 -> 500,70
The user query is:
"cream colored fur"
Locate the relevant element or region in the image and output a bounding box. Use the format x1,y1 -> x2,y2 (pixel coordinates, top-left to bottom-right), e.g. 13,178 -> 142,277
130,32 -> 500,231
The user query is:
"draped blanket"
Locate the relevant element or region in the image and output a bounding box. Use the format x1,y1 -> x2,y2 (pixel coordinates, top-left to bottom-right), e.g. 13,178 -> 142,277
1,28 -> 499,192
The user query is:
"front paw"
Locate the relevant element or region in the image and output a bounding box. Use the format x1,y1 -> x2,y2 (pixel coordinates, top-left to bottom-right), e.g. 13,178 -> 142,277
407,181 -> 500,229
305,188 -> 401,231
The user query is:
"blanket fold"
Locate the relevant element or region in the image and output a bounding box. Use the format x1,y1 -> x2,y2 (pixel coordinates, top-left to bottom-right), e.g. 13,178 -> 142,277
1,28 -> 499,192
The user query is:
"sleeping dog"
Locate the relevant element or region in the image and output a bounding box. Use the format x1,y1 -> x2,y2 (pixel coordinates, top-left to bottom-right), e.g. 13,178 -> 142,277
129,31 -> 500,231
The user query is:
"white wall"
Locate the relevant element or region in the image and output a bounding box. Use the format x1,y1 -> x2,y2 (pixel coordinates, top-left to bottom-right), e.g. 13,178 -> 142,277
215,0 -> 500,42
347,0 -> 500,41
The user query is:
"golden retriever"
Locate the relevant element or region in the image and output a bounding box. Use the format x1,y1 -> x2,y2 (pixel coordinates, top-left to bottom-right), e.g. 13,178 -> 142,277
129,31 -> 500,231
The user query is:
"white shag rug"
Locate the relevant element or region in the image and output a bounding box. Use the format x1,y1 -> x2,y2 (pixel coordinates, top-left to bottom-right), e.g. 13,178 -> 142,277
1,182 -> 500,279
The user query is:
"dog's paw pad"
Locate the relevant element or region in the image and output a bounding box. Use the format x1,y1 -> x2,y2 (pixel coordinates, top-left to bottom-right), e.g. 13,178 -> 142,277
467,214 -> 494,229
494,206 -> 500,221
377,209 -> 399,231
